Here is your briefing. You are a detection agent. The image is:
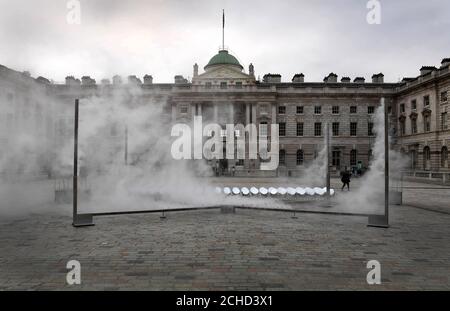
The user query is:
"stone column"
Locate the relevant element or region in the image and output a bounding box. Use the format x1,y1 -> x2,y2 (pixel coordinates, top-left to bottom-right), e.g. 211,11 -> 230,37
229,103 -> 234,124
244,103 -> 251,170
246,103 -> 250,125
192,103 -> 196,120
271,103 -> 276,125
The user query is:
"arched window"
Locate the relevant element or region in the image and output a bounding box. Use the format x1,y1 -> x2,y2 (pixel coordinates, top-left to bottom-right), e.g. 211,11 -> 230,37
441,146 -> 448,168
279,149 -> 286,166
423,146 -> 431,170
350,149 -> 357,166
296,150 -> 304,165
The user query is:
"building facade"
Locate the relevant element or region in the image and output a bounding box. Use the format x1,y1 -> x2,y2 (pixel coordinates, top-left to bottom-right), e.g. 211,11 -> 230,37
1,51 -> 449,177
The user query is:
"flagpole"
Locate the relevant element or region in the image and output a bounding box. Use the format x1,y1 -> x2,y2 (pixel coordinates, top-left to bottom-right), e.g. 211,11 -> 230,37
222,9 -> 225,50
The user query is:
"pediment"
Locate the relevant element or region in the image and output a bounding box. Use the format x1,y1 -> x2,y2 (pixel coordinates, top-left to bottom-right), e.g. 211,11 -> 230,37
194,65 -> 254,81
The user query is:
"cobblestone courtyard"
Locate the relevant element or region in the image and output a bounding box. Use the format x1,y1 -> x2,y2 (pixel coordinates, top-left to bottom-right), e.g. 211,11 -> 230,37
0,187 -> 449,290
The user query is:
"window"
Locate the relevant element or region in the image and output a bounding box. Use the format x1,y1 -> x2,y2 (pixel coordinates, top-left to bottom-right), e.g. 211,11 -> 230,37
236,159 -> 244,166
235,82 -> 242,88
296,106 -> 304,114
205,82 -> 212,89
441,91 -> 448,103
259,121 -> 268,136
400,119 -> 406,135
350,122 -> 357,136
279,149 -> 286,166
411,118 -> 417,134
278,106 -> 286,114
350,149 -> 357,166
332,122 -> 339,136
368,106 -> 375,114
314,106 -> 322,114
424,115 -> 431,132
314,122 -> 322,136
332,150 -> 341,167
296,122 -> 304,136
411,99 -> 417,110
400,104 -> 405,113
423,95 -> 430,106
442,147 -> 448,168
220,82 -> 227,89
179,104 -> 188,114
350,106 -> 357,114
410,150 -> 417,169
332,106 -> 339,114
423,146 -> 431,170
442,112 -> 448,130
296,150 -> 304,165
279,122 -> 286,136
368,122 -> 374,136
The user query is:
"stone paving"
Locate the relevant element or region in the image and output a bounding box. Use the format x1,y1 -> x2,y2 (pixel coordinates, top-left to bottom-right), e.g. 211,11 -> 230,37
0,200 -> 449,290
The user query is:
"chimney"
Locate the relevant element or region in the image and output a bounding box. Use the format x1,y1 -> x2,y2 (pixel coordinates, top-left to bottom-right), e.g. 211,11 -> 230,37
441,58 -> 450,68
128,75 -> 142,84
143,74 -> 153,85
292,73 -> 304,83
36,76 -> 51,84
420,66 -> 437,75
341,77 -> 351,83
371,73 -> 384,83
249,63 -> 255,77
263,73 -> 281,83
354,77 -> 365,83
325,73 -> 338,83
112,75 -> 122,85
65,76 -> 81,86
81,76 -> 96,86
174,75 -> 188,84
193,63 -> 198,78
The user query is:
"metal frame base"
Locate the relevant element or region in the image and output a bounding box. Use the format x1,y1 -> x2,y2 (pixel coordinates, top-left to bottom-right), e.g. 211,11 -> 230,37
71,206 -> 389,229
72,214 -> 95,227
367,215 -> 389,228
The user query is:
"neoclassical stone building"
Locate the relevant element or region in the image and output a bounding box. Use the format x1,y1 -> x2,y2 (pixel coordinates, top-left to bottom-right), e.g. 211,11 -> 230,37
1,50 -> 449,177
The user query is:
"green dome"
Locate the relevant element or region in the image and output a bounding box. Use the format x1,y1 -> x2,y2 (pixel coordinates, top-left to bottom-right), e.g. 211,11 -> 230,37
205,50 -> 243,70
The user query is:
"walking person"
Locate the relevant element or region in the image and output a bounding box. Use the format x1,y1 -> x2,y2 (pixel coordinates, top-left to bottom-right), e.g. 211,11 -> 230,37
341,167 -> 351,191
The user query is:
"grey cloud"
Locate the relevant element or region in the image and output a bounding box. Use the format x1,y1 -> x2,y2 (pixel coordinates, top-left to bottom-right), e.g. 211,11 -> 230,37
0,0 -> 448,82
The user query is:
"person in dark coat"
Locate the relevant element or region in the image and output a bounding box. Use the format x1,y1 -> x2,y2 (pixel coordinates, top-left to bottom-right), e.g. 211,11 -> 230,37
341,168 -> 351,191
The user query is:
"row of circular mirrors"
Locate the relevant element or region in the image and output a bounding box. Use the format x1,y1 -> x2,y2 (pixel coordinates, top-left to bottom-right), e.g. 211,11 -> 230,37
216,187 -> 335,196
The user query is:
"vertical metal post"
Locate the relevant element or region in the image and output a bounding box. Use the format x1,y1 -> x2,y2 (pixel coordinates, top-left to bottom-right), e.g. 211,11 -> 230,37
384,97 -> 389,224
326,122 -> 331,197
72,99 -> 79,226
124,125 -> 128,165
72,99 -> 94,227
368,97 -> 389,228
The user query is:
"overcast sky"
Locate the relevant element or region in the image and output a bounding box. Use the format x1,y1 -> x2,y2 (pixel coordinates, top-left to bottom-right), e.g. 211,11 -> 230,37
0,0 -> 449,83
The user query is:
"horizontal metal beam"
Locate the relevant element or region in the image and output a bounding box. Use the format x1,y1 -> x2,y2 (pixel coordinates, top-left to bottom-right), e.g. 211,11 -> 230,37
76,205 -> 371,222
